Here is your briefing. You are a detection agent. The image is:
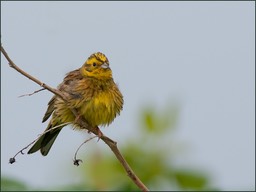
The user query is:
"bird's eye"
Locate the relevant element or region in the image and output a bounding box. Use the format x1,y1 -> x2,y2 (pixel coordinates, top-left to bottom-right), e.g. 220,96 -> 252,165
93,62 -> 97,67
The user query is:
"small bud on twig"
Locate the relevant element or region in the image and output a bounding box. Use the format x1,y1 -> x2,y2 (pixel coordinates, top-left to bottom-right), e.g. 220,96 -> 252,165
9,157 -> 16,164
73,159 -> 83,166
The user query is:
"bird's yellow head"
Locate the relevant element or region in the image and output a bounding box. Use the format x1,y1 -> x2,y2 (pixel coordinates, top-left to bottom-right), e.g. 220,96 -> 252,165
80,52 -> 112,80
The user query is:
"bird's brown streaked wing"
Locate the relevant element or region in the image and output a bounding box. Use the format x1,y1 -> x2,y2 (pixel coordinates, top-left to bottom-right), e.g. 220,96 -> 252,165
58,69 -> 94,105
42,69 -> 81,123
42,96 -> 56,123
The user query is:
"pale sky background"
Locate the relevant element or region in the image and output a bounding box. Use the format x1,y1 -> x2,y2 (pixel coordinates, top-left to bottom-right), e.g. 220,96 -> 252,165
1,1 -> 255,191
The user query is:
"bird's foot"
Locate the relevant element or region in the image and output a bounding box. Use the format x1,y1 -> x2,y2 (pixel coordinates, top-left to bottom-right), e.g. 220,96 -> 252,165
88,126 -> 103,141
96,126 -> 103,140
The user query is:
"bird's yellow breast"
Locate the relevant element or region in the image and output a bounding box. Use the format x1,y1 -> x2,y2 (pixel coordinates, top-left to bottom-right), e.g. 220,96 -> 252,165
80,90 -> 121,127
53,71 -> 123,129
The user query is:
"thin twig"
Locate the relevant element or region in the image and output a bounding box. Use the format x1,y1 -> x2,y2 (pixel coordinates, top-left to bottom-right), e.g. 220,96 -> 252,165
9,122 -> 71,164
18,88 -> 46,98
73,135 -> 98,166
0,46 -> 63,99
1,45 -> 149,192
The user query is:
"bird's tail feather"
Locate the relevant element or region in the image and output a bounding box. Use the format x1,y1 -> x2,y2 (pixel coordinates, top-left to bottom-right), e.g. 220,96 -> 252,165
27,124 -> 63,156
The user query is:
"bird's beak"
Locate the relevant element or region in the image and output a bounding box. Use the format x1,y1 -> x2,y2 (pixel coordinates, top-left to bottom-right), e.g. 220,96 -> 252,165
101,63 -> 109,69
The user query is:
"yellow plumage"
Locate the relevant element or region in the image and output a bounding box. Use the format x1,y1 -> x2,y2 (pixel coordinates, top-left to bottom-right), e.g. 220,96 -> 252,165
28,52 -> 123,156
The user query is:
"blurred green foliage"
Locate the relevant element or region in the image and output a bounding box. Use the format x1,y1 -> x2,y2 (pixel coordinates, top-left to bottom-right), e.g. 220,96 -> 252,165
1,103 -> 217,191
76,103 -> 216,190
1,177 -> 29,191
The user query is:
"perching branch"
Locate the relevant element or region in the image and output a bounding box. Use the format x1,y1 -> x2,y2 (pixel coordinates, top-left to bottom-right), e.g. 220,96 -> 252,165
1,45 -> 149,192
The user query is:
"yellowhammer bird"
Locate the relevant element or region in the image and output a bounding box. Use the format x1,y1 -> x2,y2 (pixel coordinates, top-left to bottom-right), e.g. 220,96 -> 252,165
28,52 -> 123,156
